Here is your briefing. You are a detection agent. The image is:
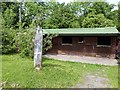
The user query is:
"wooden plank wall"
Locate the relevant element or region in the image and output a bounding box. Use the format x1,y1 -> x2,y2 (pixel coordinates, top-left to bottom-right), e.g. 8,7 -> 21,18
47,36 -> 117,58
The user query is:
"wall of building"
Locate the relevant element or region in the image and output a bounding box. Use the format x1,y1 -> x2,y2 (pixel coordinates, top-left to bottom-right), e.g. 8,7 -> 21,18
47,36 -> 117,58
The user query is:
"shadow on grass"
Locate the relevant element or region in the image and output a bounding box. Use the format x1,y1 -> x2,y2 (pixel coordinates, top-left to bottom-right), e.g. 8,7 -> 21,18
42,63 -> 65,68
42,57 -> 52,62
116,58 -> 120,65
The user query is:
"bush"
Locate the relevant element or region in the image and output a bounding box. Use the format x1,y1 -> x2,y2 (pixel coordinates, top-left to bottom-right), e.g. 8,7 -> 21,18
14,28 -> 36,58
2,28 -> 16,54
14,27 -> 57,58
43,34 -> 58,54
2,25 -> 57,58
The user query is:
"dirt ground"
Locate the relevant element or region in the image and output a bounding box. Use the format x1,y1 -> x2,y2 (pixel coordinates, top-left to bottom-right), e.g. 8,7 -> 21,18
71,67 -> 112,88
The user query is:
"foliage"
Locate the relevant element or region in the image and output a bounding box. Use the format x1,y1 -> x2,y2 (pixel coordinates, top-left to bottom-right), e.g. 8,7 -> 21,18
43,2 -> 80,28
2,8 -> 16,28
2,2 -> 117,29
88,2 -> 115,19
1,22 -> 57,58
109,10 -> 118,25
2,2 -> 20,28
70,21 -> 80,28
14,28 -> 35,58
2,28 -> 16,54
1,27 -> 15,54
1,54 -> 118,88
43,34 -> 58,54
117,2 -> 120,31
82,13 -> 115,28
14,27 -> 57,58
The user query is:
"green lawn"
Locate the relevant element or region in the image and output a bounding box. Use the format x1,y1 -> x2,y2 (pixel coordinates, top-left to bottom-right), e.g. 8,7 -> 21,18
1,54 -> 118,88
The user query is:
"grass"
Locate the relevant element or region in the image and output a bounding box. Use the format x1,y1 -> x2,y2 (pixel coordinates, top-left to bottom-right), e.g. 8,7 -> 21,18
1,54 -> 118,88
105,66 -> 118,88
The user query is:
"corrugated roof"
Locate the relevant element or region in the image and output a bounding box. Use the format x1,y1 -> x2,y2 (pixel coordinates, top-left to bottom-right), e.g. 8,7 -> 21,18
43,27 -> 119,36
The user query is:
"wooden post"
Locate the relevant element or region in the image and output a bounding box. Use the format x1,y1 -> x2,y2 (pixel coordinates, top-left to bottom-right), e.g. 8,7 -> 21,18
19,5 -> 21,23
34,25 -> 43,71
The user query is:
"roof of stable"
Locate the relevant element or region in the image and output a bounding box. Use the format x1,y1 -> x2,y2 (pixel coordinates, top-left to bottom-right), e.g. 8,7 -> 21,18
43,27 -> 119,36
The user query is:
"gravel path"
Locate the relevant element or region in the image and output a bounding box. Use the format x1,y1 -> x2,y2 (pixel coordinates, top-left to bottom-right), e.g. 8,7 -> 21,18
44,54 -> 118,66
71,68 -> 112,88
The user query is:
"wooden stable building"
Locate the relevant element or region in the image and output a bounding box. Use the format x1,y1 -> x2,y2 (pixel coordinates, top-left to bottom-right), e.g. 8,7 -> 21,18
43,27 -> 120,58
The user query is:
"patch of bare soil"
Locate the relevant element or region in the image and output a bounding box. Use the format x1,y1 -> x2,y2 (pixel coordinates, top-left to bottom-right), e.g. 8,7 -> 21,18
71,68 -> 112,88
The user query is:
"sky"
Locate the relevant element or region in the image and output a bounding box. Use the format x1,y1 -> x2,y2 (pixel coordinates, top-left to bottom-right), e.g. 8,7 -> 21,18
106,0 -> 119,5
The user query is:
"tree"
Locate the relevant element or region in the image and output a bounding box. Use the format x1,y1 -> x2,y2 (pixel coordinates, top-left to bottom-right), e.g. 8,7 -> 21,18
109,10 -> 118,25
82,13 -> 115,28
117,2 -> 120,31
68,2 -> 92,27
88,2 -> 115,19
22,2 -> 43,27
43,2 -> 80,29
2,2 -> 20,28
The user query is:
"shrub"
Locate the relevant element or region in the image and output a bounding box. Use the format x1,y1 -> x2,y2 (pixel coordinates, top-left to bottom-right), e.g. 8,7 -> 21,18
14,28 -> 35,58
2,24 -> 57,58
14,27 -> 57,58
43,34 -> 58,54
2,28 -> 16,54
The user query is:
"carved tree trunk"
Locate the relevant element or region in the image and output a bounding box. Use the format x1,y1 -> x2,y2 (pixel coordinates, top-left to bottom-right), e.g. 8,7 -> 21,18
34,25 -> 43,70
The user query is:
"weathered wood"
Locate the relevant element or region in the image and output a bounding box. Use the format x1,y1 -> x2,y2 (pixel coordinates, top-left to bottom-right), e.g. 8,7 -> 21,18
34,25 -> 43,70
47,36 -> 117,58
19,5 -> 21,23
